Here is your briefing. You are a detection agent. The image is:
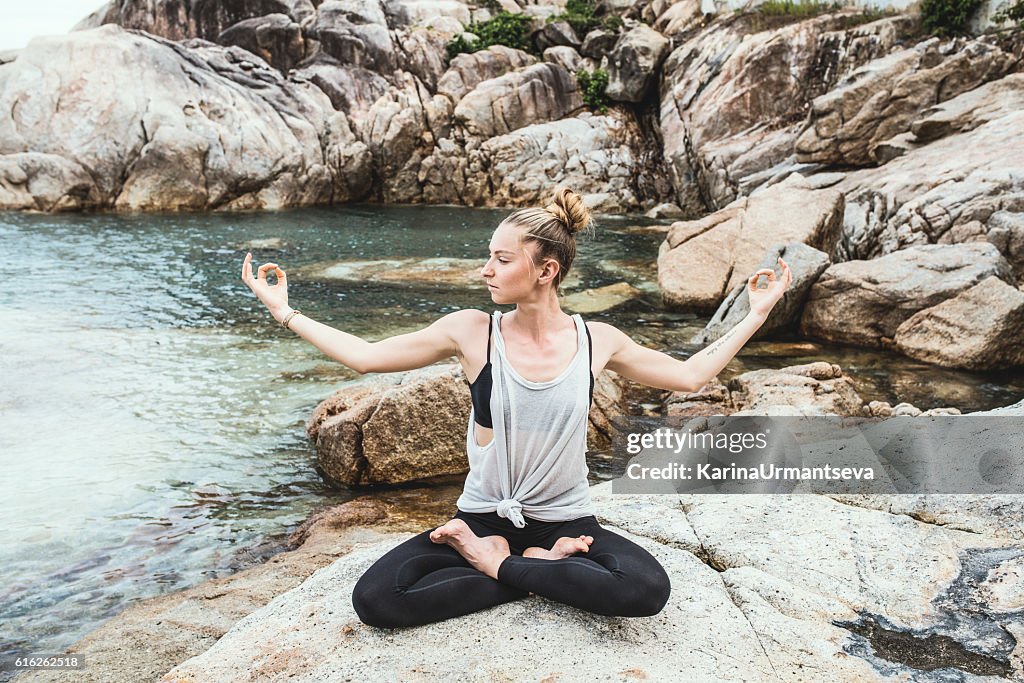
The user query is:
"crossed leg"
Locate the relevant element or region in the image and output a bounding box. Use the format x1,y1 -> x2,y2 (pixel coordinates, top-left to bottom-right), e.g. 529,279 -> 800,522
351,526 -> 529,629
495,516 -> 672,618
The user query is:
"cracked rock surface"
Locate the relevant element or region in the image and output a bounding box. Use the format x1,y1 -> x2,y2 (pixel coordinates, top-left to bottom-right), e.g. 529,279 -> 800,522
140,483 -> 1024,682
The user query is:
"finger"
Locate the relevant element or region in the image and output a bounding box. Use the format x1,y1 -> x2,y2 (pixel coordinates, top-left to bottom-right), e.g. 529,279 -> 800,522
256,263 -> 279,280
241,252 -> 251,281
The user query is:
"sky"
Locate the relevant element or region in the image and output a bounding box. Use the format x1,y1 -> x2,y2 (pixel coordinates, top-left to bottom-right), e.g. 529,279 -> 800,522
0,0 -> 108,52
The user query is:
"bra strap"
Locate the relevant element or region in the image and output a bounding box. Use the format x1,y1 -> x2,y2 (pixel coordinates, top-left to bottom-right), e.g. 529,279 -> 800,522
583,317 -> 594,401
486,313 -> 494,361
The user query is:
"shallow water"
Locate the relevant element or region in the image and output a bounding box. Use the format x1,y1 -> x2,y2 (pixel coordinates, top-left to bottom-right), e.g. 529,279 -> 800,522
1,204 -> 1021,668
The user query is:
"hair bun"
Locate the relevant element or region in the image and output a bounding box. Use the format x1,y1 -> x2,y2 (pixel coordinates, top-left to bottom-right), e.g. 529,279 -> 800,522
545,187 -> 592,236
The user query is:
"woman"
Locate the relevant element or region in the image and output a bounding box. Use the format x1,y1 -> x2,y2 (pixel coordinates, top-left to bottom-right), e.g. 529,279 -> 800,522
241,188 -> 791,628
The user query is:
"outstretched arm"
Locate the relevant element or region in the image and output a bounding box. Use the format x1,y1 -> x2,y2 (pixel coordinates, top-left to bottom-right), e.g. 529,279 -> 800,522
241,253 -> 463,374
605,259 -> 792,393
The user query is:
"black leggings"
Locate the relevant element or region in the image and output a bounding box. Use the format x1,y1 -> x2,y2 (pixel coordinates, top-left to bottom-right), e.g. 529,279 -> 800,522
351,509 -> 671,628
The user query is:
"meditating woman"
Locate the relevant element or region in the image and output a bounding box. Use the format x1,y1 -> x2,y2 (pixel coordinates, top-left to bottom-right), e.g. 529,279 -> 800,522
241,188 -> 791,628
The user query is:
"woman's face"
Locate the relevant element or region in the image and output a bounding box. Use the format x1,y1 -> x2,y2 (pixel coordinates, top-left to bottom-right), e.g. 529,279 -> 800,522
481,222 -> 543,304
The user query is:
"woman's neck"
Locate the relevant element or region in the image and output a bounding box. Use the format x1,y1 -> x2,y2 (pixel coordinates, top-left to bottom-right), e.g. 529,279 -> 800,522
507,296 -> 572,344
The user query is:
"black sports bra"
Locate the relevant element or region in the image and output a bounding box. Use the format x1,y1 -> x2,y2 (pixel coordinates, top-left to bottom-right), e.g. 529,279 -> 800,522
468,315 -> 595,428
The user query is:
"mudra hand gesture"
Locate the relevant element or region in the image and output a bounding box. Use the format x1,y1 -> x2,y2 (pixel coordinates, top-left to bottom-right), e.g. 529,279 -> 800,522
747,257 -> 792,318
241,252 -> 289,318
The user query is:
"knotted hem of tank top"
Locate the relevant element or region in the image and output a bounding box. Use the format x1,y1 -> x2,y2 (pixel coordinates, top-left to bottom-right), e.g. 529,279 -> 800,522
496,498 -> 527,528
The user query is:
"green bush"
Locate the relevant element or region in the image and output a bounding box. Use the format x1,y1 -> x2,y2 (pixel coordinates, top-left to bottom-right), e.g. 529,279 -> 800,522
992,0 -> 1024,25
755,0 -> 840,18
548,0 -> 623,37
920,0 -> 985,34
446,11 -> 534,59
577,69 -> 610,113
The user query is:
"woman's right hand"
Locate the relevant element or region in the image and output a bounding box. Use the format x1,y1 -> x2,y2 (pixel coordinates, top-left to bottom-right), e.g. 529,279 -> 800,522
241,252 -> 289,320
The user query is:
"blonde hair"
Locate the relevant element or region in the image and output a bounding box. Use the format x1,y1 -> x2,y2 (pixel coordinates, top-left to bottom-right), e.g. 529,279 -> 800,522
501,188 -> 594,290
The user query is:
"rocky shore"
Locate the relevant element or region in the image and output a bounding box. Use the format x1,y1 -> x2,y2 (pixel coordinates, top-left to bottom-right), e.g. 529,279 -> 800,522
16,361 -> 1023,682
6,0 -> 1024,679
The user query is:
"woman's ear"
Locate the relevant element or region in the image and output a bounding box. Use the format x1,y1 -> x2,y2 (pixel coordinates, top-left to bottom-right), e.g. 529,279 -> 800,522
537,258 -> 560,286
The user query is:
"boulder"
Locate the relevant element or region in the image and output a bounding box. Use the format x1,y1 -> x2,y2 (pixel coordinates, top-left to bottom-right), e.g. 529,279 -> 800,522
0,25 -> 372,211
0,152 -> 101,211
579,28 -> 618,59
666,376 -> 732,417
796,38 -> 1015,167
217,13 -> 305,73
694,242 -> 831,344
436,45 -> 537,102
658,173 -> 843,311
894,276 -> 1024,370
453,62 -> 583,139
308,362 -> 631,485
533,21 -> 581,52
359,72 -> 449,202
307,364 -> 472,486
605,23 -> 669,103
291,56 -> 390,118
909,72 -> 1024,145
74,0 -> 318,42
800,243 -> 1014,348
542,45 -> 587,74
644,201 -> 685,219
385,0 -> 471,28
392,27 -> 451,91
651,0 -> 702,36
728,361 -> 866,416
666,362 -> 867,417
310,0 -> 396,73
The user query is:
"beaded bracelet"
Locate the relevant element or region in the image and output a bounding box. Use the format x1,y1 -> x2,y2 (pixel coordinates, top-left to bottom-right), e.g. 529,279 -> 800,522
281,309 -> 302,330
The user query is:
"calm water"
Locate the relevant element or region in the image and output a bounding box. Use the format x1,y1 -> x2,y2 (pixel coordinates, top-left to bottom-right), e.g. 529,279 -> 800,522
1,205 -> 1022,668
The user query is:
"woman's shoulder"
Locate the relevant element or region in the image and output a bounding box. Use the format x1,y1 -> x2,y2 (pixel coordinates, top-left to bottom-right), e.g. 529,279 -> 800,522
582,319 -> 631,356
583,319 -> 625,339
436,308 -> 491,345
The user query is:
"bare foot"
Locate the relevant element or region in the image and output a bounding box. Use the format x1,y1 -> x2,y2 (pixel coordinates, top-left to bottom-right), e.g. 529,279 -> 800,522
429,518 -> 511,580
522,535 -> 594,561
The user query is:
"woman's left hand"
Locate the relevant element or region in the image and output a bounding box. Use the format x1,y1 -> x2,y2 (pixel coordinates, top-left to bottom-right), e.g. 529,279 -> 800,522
747,257 -> 793,319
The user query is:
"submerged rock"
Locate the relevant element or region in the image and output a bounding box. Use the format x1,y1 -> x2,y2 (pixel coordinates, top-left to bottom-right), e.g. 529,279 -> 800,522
561,282 -> 643,314
298,257 -> 582,289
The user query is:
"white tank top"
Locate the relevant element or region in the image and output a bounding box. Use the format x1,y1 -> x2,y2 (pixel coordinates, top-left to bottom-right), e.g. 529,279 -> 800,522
456,311 -> 596,527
